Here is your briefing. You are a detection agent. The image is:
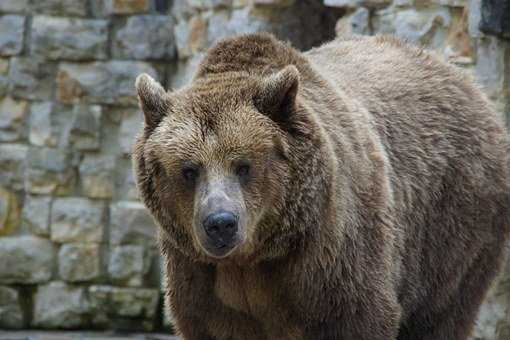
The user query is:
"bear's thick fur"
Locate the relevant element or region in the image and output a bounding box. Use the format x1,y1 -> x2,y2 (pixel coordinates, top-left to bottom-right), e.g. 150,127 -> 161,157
132,33 -> 510,340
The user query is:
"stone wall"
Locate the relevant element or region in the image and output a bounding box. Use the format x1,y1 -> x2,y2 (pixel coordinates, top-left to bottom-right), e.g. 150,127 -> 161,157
0,0 -> 508,337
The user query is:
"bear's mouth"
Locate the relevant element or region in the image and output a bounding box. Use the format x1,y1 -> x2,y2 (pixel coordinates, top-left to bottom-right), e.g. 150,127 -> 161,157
201,237 -> 241,259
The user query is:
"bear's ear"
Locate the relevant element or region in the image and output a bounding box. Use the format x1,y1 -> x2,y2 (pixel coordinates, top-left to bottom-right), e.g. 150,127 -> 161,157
255,65 -> 299,124
135,73 -> 169,130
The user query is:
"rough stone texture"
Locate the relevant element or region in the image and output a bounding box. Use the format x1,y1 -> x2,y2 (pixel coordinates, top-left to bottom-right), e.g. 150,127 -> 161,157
31,16 -> 108,61
110,201 -> 157,247
0,186 -> 20,236
51,198 -> 105,243
32,282 -> 90,329
0,143 -> 28,191
480,0 -> 510,39
68,105 -> 102,151
0,15 -> 25,56
113,15 -> 176,60
79,154 -> 117,199
0,286 -> 23,328
101,0 -> 151,15
30,0 -> 90,17
0,236 -> 54,284
21,195 -> 51,237
0,96 -> 28,142
108,245 -> 149,286
59,243 -> 101,282
25,147 -> 75,195
9,57 -> 56,101
56,61 -> 159,106
0,0 -> 29,13
119,108 -> 142,155
335,7 -> 371,36
29,102 -> 60,147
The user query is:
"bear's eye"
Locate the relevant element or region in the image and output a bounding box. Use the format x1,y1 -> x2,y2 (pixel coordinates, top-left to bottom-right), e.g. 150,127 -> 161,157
182,166 -> 199,183
236,163 -> 251,178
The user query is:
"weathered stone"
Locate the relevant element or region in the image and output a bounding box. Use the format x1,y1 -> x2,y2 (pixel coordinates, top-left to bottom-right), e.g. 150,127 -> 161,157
0,286 -> 23,328
0,144 -> 28,190
168,53 -> 204,89
79,154 -> 116,199
30,0 -> 90,17
335,7 -> 370,36
469,0 -> 482,38
56,61 -> 159,106
119,108 -> 142,155
109,245 -> 150,286
0,0 -> 29,13
113,15 -> 176,60
89,285 -> 159,321
475,36 -> 507,104
174,15 -> 208,59
59,243 -> 101,282
120,166 -> 140,201
102,0 -> 151,15
110,201 -> 157,246
68,105 -> 102,151
394,7 -> 451,49
0,236 -> 54,284
324,0 -> 390,8
9,57 -> 55,100
188,0 -> 233,9
51,197 -> 105,243
29,102 -> 59,147
25,147 -> 75,195
432,0 -> 466,6
32,282 -> 90,329
444,7 -> 474,65
372,7 -> 396,34
0,187 -> 20,236
0,58 -> 9,97
0,96 -> 28,142
253,0 -> 295,6
31,16 -> 108,61
0,15 -> 25,56
21,195 -> 51,237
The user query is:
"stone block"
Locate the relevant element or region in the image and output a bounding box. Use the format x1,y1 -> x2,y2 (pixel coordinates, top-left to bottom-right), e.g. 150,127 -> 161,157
119,108 -> 142,155
29,102 -> 60,147
335,7 -> 370,36
79,154 -> 116,199
21,195 -> 51,237
108,245 -> 150,286
56,61 -> 159,106
0,0 -> 29,13
31,16 -> 108,61
0,96 -> 28,142
51,197 -> 105,243
25,147 -> 75,195
9,56 -> 56,100
59,243 -> 101,282
324,0 -> 390,8
0,186 -> 20,236
0,286 -> 23,328
0,236 -> 54,284
113,15 -> 176,60
32,281 -> 90,329
0,144 -> 28,191
174,15 -> 208,59
30,0 -> 90,17
109,201 -> 157,246
68,105 -> 102,151
0,15 -> 25,56
101,0 -> 151,15
394,7 -> 451,49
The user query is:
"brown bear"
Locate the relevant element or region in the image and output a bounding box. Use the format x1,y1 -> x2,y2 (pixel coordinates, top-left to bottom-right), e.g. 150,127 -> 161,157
132,33 -> 510,340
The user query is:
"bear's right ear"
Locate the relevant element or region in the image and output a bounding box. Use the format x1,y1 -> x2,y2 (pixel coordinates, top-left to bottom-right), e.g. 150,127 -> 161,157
135,73 -> 169,130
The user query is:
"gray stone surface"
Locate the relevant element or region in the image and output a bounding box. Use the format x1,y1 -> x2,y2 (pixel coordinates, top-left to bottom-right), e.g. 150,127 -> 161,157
0,186 -> 20,236
21,195 -> 51,237
31,16 -> 108,61
0,236 -> 54,284
29,102 -> 60,147
101,0 -> 151,15
59,243 -> 101,282
56,61 -> 159,106
109,201 -> 157,247
113,15 -> 176,60
335,7 -> 370,36
394,7 -> 451,49
68,105 -> 102,151
108,245 -> 149,286
51,198 -> 105,243
119,108 -> 142,155
0,96 -> 28,142
0,0 -> 29,13
0,144 -> 28,190
0,15 -> 25,56
0,286 -> 23,328
25,147 -> 75,195
32,282 -> 90,329
9,57 -> 56,100
79,154 -> 116,199
30,0 -> 90,17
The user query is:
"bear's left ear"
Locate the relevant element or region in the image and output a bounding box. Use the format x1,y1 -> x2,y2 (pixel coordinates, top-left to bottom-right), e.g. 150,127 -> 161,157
135,73 -> 169,131
255,65 -> 299,124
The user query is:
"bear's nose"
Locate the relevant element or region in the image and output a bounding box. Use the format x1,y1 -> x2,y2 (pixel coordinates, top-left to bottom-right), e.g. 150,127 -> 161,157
203,211 -> 238,246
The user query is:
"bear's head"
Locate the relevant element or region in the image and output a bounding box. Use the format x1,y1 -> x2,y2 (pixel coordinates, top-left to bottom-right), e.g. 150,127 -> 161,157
132,65 -> 319,263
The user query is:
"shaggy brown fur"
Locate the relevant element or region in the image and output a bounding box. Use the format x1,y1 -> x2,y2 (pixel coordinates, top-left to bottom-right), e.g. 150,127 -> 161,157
132,33 -> 510,340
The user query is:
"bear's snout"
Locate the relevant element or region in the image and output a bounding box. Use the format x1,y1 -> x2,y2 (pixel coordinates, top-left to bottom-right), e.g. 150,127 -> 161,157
203,211 -> 238,248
